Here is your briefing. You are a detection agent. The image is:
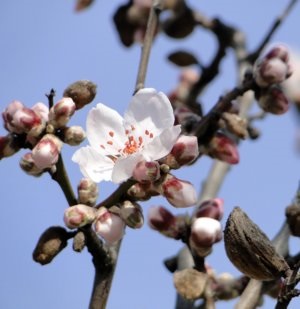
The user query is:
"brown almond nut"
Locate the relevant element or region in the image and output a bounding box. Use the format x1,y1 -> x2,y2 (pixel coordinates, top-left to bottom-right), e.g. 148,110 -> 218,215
224,207 -> 290,281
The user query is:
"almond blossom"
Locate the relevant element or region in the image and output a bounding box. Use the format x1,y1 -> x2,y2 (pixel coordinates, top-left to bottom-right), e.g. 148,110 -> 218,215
72,88 -> 181,183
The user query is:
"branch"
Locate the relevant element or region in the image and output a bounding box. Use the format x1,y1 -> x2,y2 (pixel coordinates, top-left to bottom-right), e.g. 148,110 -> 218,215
134,0 -> 163,93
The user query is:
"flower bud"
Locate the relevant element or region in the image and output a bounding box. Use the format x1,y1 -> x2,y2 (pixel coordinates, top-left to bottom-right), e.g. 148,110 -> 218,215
75,0 -> 94,12
0,134 -> 20,159
127,182 -> 159,201
257,85 -> 289,115
31,134 -> 62,169
194,198 -> 224,221
148,206 -> 186,239
93,207 -> 125,244
63,80 -> 97,109
220,113 -> 248,139
265,45 -> 290,62
190,217 -> 222,249
161,135 -> 199,168
48,97 -> 76,128
2,100 -> 24,133
132,160 -> 160,183
31,102 -> 49,122
206,132 -> 239,164
73,231 -> 86,252
64,204 -> 97,229
77,177 -> 99,206
32,226 -> 69,265
19,152 -> 44,176
119,200 -> 144,229
157,174 -> 197,208
61,126 -> 86,146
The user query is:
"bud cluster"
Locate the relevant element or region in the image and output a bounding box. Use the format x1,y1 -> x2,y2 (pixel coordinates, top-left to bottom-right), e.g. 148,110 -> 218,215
1,81 -> 96,173
253,45 -> 292,115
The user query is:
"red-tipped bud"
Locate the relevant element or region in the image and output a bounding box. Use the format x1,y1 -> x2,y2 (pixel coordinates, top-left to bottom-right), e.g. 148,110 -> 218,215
64,204 -> 96,229
207,132 -> 239,164
257,85 -> 289,115
0,134 -> 20,159
127,182 -> 159,201
132,160 -> 160,183
48,97 -> 76,128
61,126 -> 86,146
2,100 -> 24,133
19,152 -> 44,176
148,206 -> 186,239
31,134 -> 62,169
254,45 -> 292,88
157,174 -> 197,208
94,207 -> 125,244
119,200 -> 144,229
194,198 -> 224,221
161,135 -> 199,168
31,102 -> 49,122
189,217 -> 222,257
77,178 -> 99,206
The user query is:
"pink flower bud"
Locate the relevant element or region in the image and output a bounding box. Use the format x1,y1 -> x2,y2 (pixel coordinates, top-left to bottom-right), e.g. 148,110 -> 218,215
207,132 -> 239,164
119,200 -> 144,229
2,100 -> 24,133
265,45 -> 289,62
61,126 -> 86,146
93,207 -> 125,244
158,174 -> 197,208
127,182 -> 159,201
77,178 -> 99,206
189,217 -> 222,257
32,134 -> 62,169
161,135 -> 199,168
0,134 -> 20,159
194,198 -> 224,221
148,206 -> 185,239
31,102 -> 49,122
258,85 -> 289,115
19,152 -> 44,176
48,97 -> 76,128
63,204 -> 96,229
132,160 -> 161,183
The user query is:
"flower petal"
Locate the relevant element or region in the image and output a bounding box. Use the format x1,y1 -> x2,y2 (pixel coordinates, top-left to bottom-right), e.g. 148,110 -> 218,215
72,146 -> 114,182
124,88 -> 175,137
87,103 -> 126,155
111,153 -> 144,183
142,125 -> 181,161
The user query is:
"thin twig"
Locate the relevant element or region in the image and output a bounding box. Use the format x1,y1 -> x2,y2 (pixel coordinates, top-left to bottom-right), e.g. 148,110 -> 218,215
134,0 -> 163,93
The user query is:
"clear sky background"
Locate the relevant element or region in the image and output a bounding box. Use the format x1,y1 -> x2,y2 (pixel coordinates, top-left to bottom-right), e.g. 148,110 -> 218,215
0,1 -> 300,309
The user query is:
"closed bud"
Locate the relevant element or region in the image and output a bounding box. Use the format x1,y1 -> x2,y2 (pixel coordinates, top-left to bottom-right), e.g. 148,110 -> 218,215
2,100 -> 24,133
77,178 -> 98,206
48,97 -> 76,128
257,85 -> 289,115
72,231 -> 86,252
161,135 -> 199,169
285,203 -> 300,237
190,217 -> 222,253
206,132 -> 239,164
119,200 -> 144,229
32,134 -> 62,169
94,207 -> 125,244
127,182 -> 159,201
19,152 -> 44,176
31,102 -> 49,122
32,226 -> 68,265
265,45 -> 290,62
148,206 -> 186,239
158,174 -> 197,208
63,80 -> 97,109
0,134 -> 20,159
194,198 -> 224,221
220,113 -> 248,139
61,126 -> 86,146
132,160 -> 160,183
75,0 -> 94,12
64,204 -> 97,229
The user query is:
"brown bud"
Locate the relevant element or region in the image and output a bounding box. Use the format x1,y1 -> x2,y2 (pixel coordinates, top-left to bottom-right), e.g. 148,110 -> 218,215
73,231 -> 86,252
221,112 -> 248,139
173,269 -> 208,300
224,207 -> 290,280
63,80 -> 97,110
285,203 -> 300,236
33,226 -> 69,265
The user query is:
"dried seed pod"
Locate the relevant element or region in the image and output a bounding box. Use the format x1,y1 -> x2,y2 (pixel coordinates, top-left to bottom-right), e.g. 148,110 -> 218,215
173,269 -> 208,300
33,226 -> 69,265
224,207 -> 290,281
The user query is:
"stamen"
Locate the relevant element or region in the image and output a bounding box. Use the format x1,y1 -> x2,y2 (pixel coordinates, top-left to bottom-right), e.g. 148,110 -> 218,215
109,131 -> 114,137
150,133 -> 154,138
100,145 -> 105,149
107,141 -> 113,145
145,130 -> 149,135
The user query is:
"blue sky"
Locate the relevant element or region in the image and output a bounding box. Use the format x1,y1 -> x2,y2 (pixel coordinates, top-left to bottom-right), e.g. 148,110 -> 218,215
0,1 -> 300,308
